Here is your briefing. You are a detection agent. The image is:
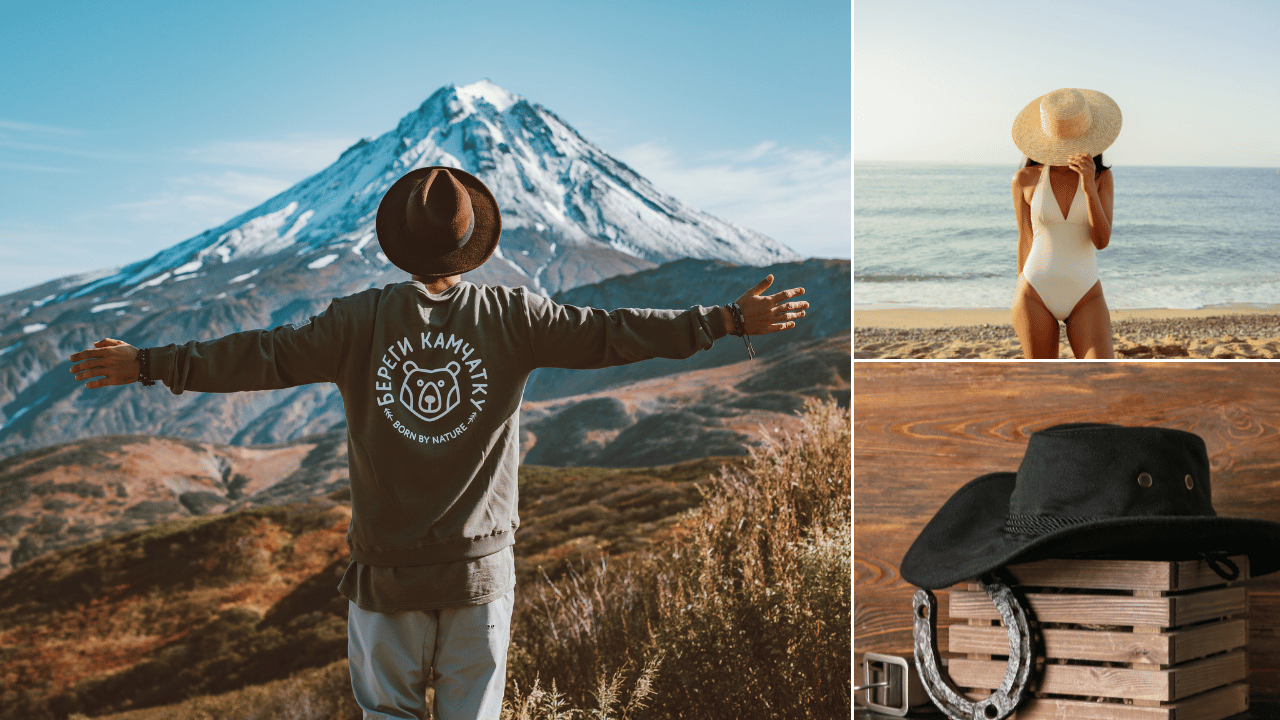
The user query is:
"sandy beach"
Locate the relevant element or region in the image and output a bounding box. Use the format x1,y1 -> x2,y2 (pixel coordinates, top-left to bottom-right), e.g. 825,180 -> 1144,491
854,306 -> 1280,359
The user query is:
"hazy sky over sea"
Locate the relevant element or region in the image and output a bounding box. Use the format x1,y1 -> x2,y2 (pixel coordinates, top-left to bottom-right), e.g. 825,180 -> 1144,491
0,0 -> 851,296
856,0 -> 1280,168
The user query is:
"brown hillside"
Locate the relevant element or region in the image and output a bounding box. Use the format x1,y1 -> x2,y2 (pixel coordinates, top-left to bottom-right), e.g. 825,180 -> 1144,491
0,433 -> 347,579
520,329 -> 850,467
0,457 -> 737,720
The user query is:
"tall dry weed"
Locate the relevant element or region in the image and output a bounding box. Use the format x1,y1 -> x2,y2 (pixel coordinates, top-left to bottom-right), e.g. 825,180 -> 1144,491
507,400 -> 851,719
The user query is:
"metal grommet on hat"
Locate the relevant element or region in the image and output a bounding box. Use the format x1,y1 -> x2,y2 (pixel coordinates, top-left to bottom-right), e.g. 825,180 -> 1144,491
1137,472 -> 1153,488
1185,474 -> 1195,489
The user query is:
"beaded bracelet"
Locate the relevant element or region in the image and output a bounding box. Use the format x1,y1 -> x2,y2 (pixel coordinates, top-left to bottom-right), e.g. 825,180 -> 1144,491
726,302 -> 755,360
137,347 -> 156,386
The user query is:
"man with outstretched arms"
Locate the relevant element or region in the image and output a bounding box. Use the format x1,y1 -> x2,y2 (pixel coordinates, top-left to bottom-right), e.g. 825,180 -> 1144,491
69,167 -> 809,720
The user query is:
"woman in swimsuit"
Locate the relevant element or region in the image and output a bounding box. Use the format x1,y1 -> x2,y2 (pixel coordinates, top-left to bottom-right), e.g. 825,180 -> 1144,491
1010,88 -> 1121,359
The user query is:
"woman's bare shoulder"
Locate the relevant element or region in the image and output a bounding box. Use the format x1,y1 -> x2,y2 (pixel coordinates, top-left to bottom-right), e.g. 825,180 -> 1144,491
1012,166 -> 1040,187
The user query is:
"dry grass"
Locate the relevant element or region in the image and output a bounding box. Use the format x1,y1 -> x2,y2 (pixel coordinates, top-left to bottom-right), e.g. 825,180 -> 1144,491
505,399 -> 851,719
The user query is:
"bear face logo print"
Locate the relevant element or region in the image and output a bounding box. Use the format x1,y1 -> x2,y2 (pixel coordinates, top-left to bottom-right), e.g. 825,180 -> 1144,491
399,360 -> 462,422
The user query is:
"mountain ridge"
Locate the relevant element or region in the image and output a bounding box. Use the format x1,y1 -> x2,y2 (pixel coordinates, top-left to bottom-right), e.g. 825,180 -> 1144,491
0,79 -> 834,461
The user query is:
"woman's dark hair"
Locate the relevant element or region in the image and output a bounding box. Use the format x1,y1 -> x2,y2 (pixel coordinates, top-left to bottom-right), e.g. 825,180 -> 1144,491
1024,154 -> 1110,175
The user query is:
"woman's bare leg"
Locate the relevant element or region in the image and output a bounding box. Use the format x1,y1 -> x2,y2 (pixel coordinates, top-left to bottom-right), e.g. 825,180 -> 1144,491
1011,276 -> 1061,358
1064,281 -> 1114,359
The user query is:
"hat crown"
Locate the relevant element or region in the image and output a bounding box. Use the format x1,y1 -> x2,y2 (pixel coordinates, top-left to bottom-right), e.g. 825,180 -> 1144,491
1010,424 -> 1215,521
1040,88 -> 1092,140
404,169 -> 475,260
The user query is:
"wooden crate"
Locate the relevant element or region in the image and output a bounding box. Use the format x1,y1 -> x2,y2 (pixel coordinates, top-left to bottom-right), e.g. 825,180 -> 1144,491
944,556 -> 1251,720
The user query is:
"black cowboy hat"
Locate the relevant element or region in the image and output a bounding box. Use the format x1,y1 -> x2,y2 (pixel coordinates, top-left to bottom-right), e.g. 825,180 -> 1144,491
900,423 -> 1280,590
375,166 -> 502,278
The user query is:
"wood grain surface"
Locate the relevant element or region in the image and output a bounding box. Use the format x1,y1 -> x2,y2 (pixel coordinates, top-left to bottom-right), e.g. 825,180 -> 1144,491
853,362 -> 1280,702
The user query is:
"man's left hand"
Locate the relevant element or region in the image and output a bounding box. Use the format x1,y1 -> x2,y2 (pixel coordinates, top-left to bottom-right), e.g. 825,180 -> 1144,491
725,275 -> 808,335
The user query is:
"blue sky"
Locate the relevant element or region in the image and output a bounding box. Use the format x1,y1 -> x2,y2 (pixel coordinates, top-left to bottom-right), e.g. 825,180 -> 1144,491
0,0 -> 851,295
856,0 -> 1280,168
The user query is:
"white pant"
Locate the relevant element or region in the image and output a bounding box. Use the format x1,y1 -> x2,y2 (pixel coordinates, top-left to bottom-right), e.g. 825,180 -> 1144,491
347,590 -> 514,720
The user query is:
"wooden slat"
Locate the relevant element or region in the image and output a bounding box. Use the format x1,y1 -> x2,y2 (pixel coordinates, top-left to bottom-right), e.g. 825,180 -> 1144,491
951,657 -> 1170,701
1171,586 -> 1249,626
1007,682 -> 1248,720
950,625 -> 1172,664
1171,618 -> 1249,664
1168,682 -> 1251,720
1170,649 -> 1249,700
1006,558 -> 1175,591
949,650 -> 1246,702
948,586 -> 1246,627
1004,556 -> 1249,592
1172,556 -> 1250,592
1011,697 -> 1172,719
947,618 -> 1249,665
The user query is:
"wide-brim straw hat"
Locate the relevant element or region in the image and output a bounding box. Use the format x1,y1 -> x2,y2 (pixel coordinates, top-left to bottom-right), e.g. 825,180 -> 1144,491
900,424 -> 1280,589
1012,88 -> 1122,165
376,166 -> 502,277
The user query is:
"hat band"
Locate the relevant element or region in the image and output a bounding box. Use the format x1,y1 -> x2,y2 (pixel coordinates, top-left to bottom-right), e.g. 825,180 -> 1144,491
1004,513 -> 1093,536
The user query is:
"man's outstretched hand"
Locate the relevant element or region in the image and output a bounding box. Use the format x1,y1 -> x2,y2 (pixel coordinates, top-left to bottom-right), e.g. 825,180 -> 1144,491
724,275 -> 808,335
69,338 -> 141,389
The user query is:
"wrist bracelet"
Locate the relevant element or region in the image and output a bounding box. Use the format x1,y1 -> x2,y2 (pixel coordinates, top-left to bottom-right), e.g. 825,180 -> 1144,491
726,303 -> 755,360
137,347 -> 156,386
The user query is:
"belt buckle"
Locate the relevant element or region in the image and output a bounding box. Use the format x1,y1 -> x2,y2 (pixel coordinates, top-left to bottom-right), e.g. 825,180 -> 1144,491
859,652 -> 930,716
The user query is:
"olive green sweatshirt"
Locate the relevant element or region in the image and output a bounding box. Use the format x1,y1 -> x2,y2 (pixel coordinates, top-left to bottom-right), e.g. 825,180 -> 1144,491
149,281 -> 729,567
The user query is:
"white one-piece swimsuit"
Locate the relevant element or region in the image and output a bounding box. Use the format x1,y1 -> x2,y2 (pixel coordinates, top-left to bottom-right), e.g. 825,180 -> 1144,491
1022,164 -> 1097,321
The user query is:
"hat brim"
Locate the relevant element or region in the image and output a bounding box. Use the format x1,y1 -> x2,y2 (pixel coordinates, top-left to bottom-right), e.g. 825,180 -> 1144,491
900,472 -> 1280,589
375,166 -> 502,277
1012,89 -> 1122,166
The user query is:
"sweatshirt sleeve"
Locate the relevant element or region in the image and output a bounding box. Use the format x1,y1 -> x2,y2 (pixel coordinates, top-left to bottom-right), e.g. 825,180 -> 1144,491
520,290 -> 730,370
149,298 -> 348,394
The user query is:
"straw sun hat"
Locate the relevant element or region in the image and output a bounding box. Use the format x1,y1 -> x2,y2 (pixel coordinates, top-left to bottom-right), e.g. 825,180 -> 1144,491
1012,88 -> 1122,166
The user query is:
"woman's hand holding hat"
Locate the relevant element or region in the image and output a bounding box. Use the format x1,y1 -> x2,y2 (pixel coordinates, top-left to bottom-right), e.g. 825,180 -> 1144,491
1068,153 -> 1098,192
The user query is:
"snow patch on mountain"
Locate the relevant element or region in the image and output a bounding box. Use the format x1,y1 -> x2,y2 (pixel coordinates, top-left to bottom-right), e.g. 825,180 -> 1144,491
307,254 -> 339,270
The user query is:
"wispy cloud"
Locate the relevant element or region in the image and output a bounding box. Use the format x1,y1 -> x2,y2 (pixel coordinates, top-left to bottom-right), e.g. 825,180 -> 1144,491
0,119 -> 83,136
0,121 -> 131,163
185,134 -> 355,171
0,160 -> 80,174
112,171 -> 293,221
616,140 -> 851,259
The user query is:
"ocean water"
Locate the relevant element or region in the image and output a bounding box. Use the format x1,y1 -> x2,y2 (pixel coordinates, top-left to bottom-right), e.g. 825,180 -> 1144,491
854,164 -> 1280,309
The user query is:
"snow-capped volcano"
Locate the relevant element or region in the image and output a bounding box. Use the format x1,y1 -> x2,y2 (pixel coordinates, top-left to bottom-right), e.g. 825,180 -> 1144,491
65,79 -> 796,303
0,80 -> 805,460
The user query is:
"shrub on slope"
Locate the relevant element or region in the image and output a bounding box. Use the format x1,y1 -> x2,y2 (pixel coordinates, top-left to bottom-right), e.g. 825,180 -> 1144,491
506,400 -> 851,719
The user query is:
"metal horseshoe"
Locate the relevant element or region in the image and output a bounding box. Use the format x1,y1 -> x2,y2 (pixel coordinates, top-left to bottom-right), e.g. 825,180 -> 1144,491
912,571 -> 1036,720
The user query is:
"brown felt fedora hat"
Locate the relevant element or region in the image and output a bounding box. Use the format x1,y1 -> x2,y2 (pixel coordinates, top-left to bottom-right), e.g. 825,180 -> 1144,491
376,166 -> 501,277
